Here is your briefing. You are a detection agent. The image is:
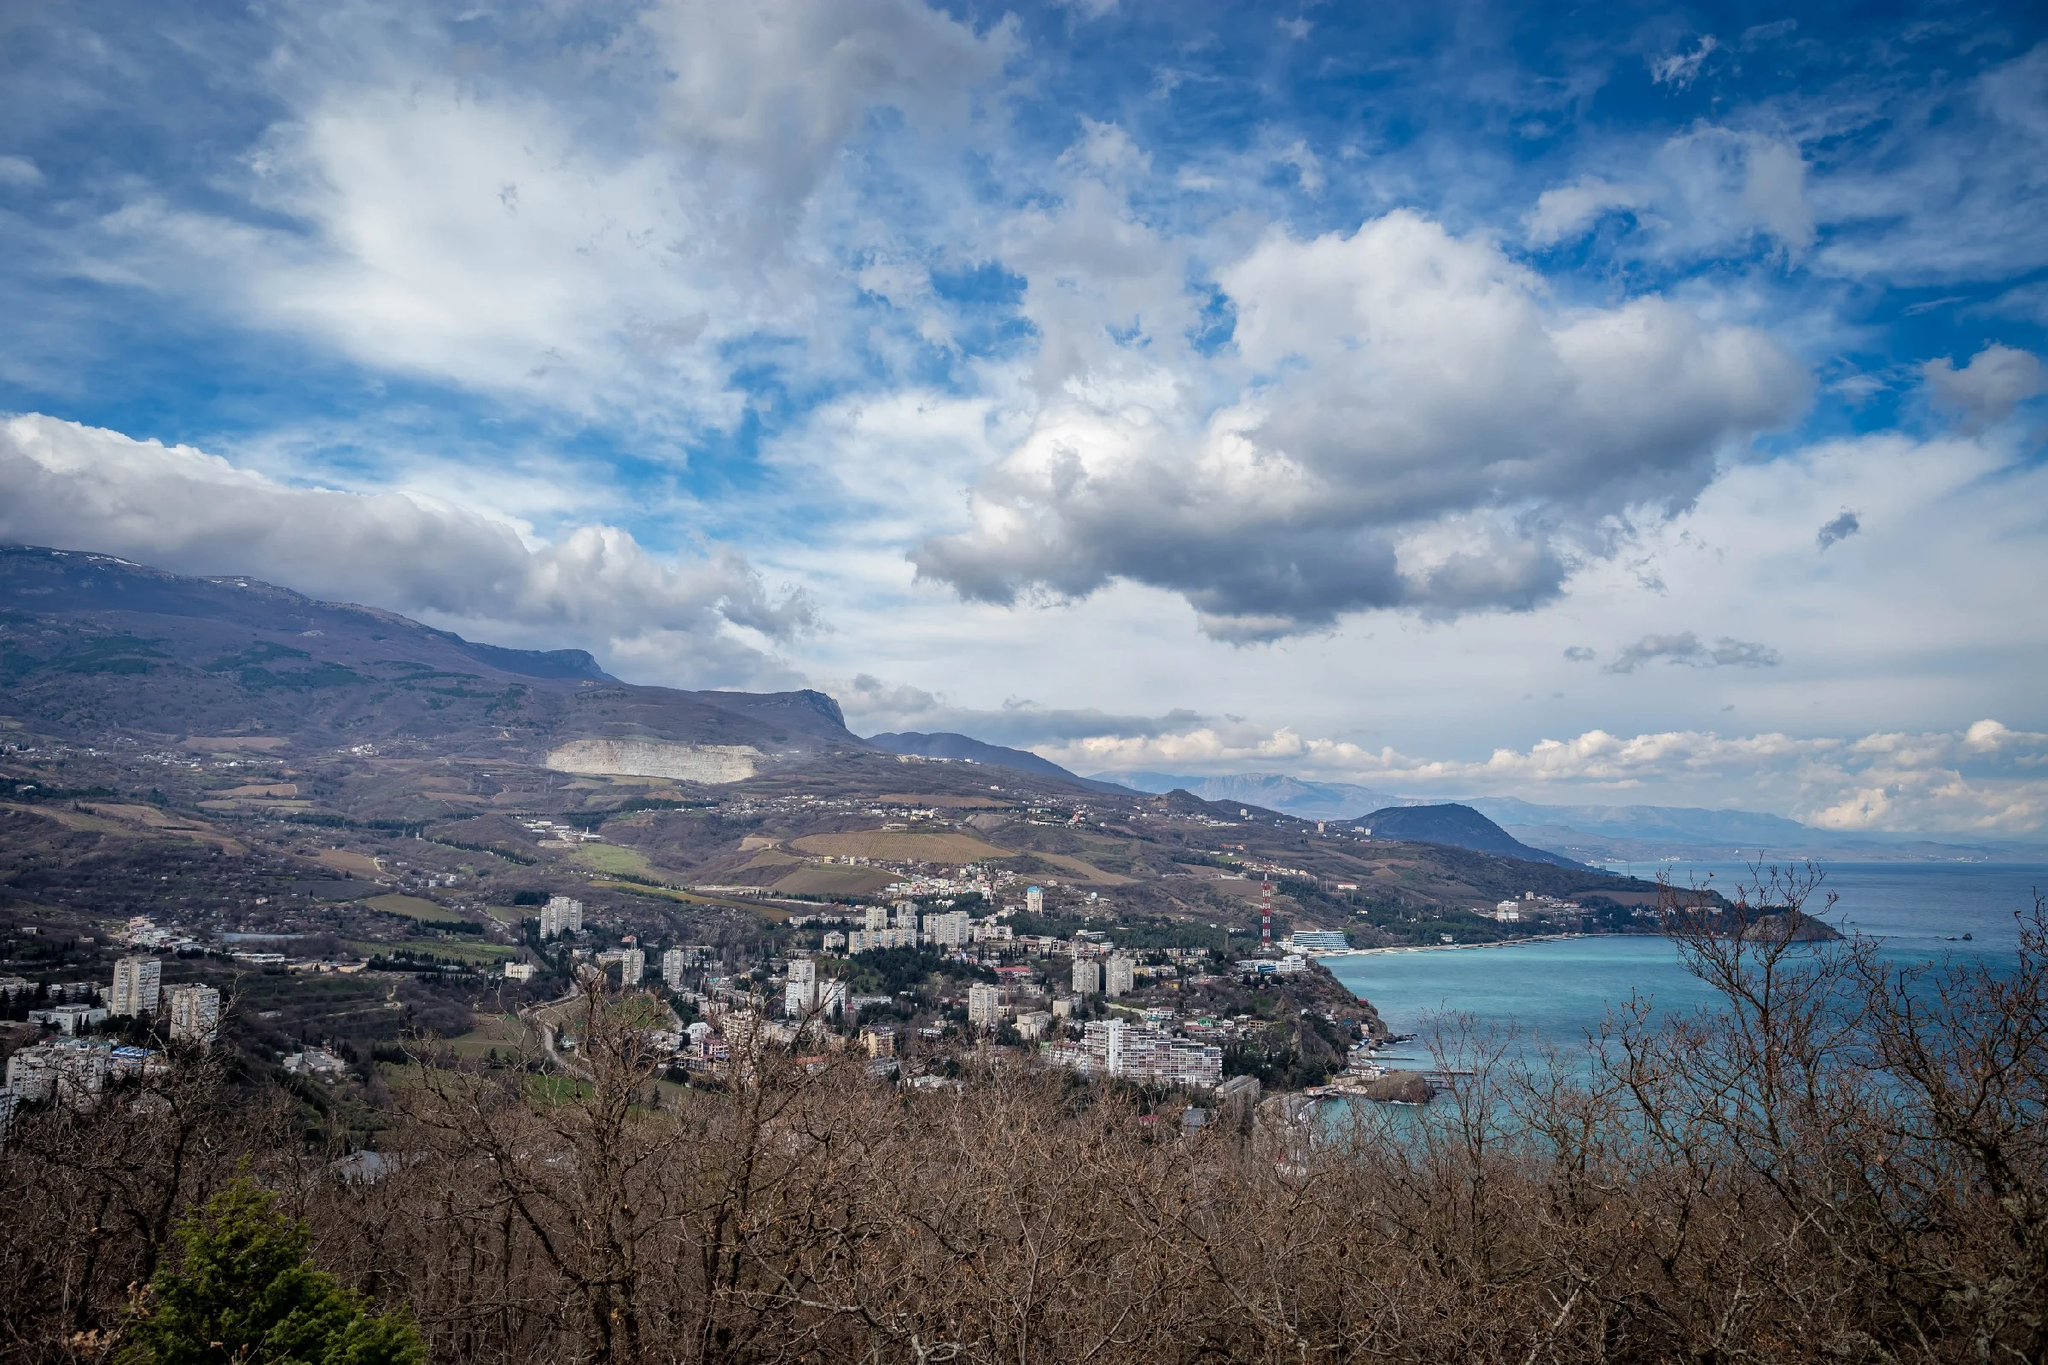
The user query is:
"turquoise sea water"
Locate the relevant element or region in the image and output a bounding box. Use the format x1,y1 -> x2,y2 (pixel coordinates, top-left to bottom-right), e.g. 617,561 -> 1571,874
1321,862 -> 2045,1050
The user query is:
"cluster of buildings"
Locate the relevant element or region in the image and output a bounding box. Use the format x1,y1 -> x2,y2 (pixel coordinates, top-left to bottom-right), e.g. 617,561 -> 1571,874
2,955 -> 223,1135
1045,1018 -> 1225,1089
1491,892 -> 1584,923
538,895 -> 584,940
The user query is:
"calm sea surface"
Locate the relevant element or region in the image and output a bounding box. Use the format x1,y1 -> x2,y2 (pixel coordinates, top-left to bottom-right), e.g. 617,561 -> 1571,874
1320,862 -> 2046,1049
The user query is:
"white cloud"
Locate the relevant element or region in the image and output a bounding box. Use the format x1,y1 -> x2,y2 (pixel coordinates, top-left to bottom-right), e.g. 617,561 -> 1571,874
916,207 -> 1804,639
1923,344 -> 2047,432
1651,36 -> 1719,90
1044,718 -> 2048,835
0,414 -> 809,685
1525,127 -> 1814,258
0,156 -> 43,188
1523,176 -> 1646,246
65,0 -> 1010,434
837,673 -> 1204,745
1811,43 -> 2048,286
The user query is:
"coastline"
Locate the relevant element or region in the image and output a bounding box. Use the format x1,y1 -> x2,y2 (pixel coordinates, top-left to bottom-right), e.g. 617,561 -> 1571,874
1309,931 -> 1617,961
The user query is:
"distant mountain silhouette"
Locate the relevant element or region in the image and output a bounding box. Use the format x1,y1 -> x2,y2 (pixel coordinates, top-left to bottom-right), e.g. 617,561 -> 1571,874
1351,803 -> 1589,870
867,731 -> 1129,794
1103,771 -> 1403,820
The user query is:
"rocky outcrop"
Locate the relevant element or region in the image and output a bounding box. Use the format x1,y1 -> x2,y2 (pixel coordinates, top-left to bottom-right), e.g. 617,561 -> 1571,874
1359,1071 -> 1436,1104
545,738 -> 761,783
1741,911 -> 1845,943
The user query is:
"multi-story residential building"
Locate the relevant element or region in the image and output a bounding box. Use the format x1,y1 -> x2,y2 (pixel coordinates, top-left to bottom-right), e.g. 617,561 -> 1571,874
165,984 -> 221,1046
539,896 -> 584,939
1046,1020 -> 1223,1089
1026,885 -> 1044,916
503,961 -> 538,982
785,960 -> 818,1017
1072,958 -> 1102,995
1104,955 -> 1135,997
6,1037 -> 136,1104
661,947 -> 687,989
1288,931 -> 1351,952
1014,1010 -> 1054,1042
110,956 -> 162,1016
847,927 -> 919,954
864,905 -> 891,932
819,978 -> 848,1017
861,1026 -> 896,1058
924,910 -> 972,948
967,982 -> 1003,1029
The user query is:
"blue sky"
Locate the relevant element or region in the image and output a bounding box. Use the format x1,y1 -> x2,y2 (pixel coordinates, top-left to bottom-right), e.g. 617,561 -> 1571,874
2,0 -> 2046,833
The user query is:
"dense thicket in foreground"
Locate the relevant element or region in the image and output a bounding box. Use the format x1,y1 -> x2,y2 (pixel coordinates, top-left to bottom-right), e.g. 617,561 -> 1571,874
6,881 -> 2044,1364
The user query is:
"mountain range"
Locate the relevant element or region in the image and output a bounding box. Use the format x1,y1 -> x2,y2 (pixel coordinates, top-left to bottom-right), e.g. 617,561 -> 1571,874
1099,770 -> 2037,864
1346,804 -> 1589,871
1106,771 -> 1405,821
4,543 -> 2029,864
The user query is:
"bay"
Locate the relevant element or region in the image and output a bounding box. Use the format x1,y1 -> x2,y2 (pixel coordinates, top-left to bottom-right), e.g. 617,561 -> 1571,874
1320,862 -> 2045,1049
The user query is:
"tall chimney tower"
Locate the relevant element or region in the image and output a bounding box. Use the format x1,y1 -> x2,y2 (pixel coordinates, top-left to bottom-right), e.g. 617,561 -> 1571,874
1260,879 -> 1273,952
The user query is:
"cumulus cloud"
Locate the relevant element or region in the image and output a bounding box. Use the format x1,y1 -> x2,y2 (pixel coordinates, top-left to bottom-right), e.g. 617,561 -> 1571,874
0,156 -> 43,188
838,674 -> 1205,746
1039,718 -> 2048,835
1924,344 -> 2047,432
0,414 -> 810,684
915,208 -> 1803,641
1604,632 -> 1782,674
1816,509 -> 1860,551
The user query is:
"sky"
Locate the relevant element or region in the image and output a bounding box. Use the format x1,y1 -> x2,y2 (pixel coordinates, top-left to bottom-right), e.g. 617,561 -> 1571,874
2,0 -> 2046,835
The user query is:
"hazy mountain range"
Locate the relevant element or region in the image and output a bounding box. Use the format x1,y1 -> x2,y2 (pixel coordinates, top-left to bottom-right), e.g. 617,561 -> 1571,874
1101,771 -> 2041,864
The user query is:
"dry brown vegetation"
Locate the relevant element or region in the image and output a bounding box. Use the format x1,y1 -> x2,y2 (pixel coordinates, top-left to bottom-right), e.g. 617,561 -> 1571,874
5,876 -> 2044,1364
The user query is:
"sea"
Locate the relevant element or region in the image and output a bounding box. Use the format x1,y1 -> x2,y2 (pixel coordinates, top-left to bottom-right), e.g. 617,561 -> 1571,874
1319,861 -> 2045,1055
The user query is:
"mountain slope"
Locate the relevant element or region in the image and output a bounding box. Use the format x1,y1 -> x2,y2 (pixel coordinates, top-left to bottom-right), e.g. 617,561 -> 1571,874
1463,797 -> 1820,846
867,731 -> 1131,794
1352,803 -> 1590,871
0,544 -> 868,776
1105,771 -> 1404,820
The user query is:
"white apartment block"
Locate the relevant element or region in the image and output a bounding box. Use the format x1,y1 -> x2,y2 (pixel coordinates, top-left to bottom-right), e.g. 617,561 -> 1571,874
1046,1019 -> 1222,1089
110,956 -> 162,1016
847,927 -> 919,954
662,947 -> 687,990
1104,955 -> 1135,997
165,984 -> 221,1045
785,960 -> 818,1016
924,910 -> 972,948
967,982 -> 1003,1029
1072,958 -> 1102,995
539,896 -> 584,939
